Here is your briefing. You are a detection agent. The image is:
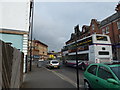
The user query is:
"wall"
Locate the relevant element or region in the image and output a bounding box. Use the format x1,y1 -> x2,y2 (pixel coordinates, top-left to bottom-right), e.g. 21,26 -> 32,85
0,40 -> 24,88
0,33 -> 23,51
1,0 -> 30,31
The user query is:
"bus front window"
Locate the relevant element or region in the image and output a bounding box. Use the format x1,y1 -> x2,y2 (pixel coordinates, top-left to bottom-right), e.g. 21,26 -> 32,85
96,36 -> 108,41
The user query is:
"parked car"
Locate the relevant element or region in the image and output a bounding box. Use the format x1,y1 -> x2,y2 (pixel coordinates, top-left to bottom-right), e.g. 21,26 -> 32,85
65,60 -> 89,70
46,60 -> 60,69
37,59 -> 44,67
84,61 -> 120,90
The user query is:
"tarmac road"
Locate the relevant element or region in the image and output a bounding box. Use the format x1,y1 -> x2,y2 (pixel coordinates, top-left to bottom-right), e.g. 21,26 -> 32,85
22,61 -> 84,89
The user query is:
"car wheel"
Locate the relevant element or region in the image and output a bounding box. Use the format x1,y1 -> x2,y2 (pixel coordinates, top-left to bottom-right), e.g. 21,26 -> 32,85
58,66 -> 60,69
49,67 -> 52,69
84,81 -> 91,90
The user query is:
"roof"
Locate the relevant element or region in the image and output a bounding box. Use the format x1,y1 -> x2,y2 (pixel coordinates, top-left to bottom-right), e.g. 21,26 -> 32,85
34,40 -> 48,47
0,28 -> 28,35
100,12 -> 120,27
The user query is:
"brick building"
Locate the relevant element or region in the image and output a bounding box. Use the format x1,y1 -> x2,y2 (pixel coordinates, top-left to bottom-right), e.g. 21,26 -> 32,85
28,40 -> 48,60
65,2 -> 120,60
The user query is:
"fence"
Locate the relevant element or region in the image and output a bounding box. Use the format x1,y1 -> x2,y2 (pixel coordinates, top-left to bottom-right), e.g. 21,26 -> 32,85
0,40 -> 24,89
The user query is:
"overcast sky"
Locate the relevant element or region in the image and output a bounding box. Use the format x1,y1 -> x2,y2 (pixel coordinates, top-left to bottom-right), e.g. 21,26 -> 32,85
33,2 -> 118,52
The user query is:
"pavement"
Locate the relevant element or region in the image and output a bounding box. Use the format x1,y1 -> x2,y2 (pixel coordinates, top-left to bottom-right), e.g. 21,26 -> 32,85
21,65 -> 76,88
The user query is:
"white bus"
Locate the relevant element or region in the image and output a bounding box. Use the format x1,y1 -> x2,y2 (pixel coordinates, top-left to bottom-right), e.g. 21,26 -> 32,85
62,34 -> 112,69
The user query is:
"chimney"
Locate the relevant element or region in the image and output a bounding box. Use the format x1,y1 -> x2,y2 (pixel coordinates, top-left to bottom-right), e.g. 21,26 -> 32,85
74,25 -> 80,36
115,1 -> 120,12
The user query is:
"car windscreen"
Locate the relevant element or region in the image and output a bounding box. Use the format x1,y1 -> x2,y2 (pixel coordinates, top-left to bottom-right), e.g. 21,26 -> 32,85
111,66 -> 120,80
52,61 -> 58,64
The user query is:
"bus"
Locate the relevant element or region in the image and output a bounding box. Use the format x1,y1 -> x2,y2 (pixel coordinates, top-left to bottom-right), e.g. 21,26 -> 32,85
62,34 -> 113,69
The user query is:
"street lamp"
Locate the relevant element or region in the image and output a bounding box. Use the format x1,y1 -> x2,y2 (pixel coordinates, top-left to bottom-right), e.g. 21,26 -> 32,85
74,25 -> 80,90
29,0 -> 34,71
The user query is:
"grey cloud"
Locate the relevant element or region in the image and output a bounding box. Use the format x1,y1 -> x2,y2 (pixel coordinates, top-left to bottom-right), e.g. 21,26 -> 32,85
33,2 -> 117,52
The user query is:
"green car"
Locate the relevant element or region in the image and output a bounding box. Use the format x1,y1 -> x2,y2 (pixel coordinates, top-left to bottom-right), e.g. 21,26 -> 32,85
84,61 -> 120,90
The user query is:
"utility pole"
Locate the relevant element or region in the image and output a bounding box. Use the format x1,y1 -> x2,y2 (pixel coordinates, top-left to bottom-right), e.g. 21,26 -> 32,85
29,0 -> 34,71
74,25 -> 80,90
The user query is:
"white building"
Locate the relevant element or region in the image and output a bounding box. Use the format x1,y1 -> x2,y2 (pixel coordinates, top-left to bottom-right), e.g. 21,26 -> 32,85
0,0 -> 33,72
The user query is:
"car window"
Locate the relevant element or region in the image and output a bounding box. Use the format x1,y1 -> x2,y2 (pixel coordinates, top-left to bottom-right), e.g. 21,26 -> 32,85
98,66 -> 114,80
87,65 -> 97,75
111,66 -> 120,80
52,61 -> 58,64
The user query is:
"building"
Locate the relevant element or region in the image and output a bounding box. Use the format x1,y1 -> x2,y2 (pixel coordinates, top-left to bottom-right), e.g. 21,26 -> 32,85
28,40 -> 48,60
64,2 -> 120,60
1,0 -> 33,72
0,28 -> 29,73
0,28 -> 28,55
48,51 -> 62,60
99,3 -> 120,60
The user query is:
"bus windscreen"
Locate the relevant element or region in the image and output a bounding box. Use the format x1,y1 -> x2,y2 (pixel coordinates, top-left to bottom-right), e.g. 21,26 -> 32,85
96,36 -> 108,41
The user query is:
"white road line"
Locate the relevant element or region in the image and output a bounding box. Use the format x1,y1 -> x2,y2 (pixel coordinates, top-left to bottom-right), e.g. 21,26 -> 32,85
44,67 -> 84,88
52,71 -> 77,87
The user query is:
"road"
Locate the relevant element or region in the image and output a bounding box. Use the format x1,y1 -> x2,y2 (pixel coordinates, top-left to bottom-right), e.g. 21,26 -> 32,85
22,61 -> 85,88
46,64 -> 84,88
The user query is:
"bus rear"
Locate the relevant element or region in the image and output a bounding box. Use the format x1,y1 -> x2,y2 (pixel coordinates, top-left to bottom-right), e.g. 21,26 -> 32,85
89,34 -> 112,63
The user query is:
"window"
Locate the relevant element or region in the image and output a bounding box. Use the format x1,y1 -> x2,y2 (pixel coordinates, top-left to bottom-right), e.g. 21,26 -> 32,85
52,61 -> 58,64
78,53 -> 88,60
111,66 -> 120,80
83,29 -> 85,32
117,21 -> 120,30
92,24 -> 95,30
96,36 -> 108,41
98,51 -> 109,55
102,29 -> 105,34
98,66 -> 114,80
106,26 -> 109,34
87,65 -> 97,75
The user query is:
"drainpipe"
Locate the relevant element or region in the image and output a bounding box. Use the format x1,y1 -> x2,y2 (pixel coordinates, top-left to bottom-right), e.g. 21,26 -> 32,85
111,20 -> 117,60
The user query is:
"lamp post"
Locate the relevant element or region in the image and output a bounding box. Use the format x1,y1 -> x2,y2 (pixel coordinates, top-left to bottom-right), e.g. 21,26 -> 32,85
74,25 -> 80,90
29,0 -> 34,71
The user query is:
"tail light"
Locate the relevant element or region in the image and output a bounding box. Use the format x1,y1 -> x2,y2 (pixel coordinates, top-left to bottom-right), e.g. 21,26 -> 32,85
96,59 -> 100,63
85,61 -> 89,65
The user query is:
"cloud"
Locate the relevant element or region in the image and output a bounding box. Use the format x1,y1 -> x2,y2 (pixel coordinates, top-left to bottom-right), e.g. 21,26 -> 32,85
33,2 -> 117,52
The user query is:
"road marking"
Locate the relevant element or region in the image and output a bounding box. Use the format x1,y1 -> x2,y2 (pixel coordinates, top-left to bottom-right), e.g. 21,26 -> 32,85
52,71 -> 77,87
44,67 -> 84,88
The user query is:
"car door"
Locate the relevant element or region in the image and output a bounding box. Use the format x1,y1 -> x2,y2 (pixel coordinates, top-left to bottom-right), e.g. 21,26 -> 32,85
85,65 -> 100,88
96,66 -> 119,89
46,61 -> 50,67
